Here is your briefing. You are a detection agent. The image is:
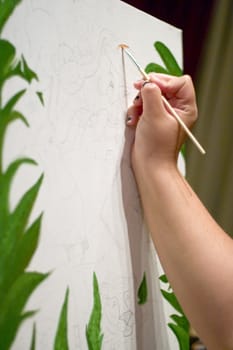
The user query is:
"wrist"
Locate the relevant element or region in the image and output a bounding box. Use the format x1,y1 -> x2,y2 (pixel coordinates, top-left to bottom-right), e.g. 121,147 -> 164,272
132,151 -> 179,181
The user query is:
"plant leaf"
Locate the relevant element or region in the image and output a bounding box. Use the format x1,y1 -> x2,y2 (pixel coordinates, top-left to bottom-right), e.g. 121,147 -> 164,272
0,0 -> 22,35
154,41 -> 183,76
0,175 -> 43,282
181,144 -> 186,159
0,46 -> 37,87
36,91 -> 44,106
21,55 -> 38,83
168,323 -> 189,350
159,274 -> 169,284
86,273 -> 103,350
8,110 -> 30,127
30,323 -> 36,350
160,289 -> 184,314
0,214 -> 43,298
54,288 -> 70,350
0,39 -> 17,83
20,310 -> 38,323
8,174 -> 43,238
0,158 -> 36,228
0,112 -> 29,174
137,272 -> 148,305
3,89 -> 26,113
145,62 -> 169,74
0,272 -> 49,350
170,314 -> 190,332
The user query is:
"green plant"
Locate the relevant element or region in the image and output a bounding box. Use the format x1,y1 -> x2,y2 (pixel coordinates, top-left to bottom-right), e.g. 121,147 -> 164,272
160,275 -> 190,350
0,4 -> 49,350
137,271 -> 148,305
86,272 -> 104,350
0,2 -> 71,349
54,289 -> 70,350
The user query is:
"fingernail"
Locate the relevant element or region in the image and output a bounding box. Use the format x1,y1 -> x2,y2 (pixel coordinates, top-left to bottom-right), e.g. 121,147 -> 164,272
142,80 -> 152,87
126,116 -> 132,124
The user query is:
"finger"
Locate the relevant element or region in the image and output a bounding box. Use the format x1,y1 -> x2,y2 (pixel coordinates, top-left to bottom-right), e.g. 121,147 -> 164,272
140,82 -> 166,120
126,114 -> 139,127
133,92 -> 142,106
145,74 -> 197,122
149,74 -> 195,104
134,74 -> 167,90
126,104 -> 141,127
134,79 -> 145,90
135,74 -> 195,102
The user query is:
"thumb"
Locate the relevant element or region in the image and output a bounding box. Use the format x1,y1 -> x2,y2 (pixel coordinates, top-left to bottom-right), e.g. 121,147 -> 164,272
141,82 -> 165,120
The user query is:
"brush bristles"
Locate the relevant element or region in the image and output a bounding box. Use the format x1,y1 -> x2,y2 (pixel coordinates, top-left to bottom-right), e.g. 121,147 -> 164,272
118,43 -> 129,49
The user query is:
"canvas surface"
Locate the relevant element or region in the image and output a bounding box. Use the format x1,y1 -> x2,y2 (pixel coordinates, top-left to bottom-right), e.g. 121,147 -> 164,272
3,1 -> 182,348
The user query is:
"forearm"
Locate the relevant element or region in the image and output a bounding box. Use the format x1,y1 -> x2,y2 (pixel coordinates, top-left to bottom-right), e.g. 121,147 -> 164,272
135,162 -> 233,349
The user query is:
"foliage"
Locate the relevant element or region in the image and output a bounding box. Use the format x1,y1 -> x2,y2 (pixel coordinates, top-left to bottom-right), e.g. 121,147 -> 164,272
0,2 -> 49,348
145,41 -> 182,77
0,0 -> 22,35
54,289 -> 70,350
29,323 -> 36,350
160,275 -> 190,350
137,272 -> 148,305
86,273 -> 104,350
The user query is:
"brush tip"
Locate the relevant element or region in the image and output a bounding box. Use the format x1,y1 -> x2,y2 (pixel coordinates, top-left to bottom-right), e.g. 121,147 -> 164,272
118,43 -> 129,49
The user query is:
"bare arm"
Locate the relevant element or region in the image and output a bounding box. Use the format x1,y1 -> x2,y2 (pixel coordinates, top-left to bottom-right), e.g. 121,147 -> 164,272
127,74 -> 233,349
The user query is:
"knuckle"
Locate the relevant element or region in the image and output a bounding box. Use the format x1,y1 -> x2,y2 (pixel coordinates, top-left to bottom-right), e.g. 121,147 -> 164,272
189,104 -> 198,125
183,74 -> 194,87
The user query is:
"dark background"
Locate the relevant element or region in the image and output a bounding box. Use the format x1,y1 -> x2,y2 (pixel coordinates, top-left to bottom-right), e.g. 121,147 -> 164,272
123,0 -> 216,82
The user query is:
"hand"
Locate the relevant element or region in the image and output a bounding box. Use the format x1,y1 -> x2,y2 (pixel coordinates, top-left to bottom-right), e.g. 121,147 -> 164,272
127,74 -> 198,172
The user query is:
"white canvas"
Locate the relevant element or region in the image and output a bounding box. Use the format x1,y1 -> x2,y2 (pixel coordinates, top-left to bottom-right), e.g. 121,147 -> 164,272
3,0 -> 183,349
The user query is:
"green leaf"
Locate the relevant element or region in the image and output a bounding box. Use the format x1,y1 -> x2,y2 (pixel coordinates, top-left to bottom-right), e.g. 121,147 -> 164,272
0,214 -> 42,297
7,110 -> 29,127
0,39 -> 17,83
36,91 -> 44,106
170,314 -> 190,332
20,310 -> 38,323
137,272 -> 148,305
86,273 -> 103,350
154,41 -> 183,76
0,0 -> 23,35
8,174 -> 43,238
30,323 -> 36,350
0,175 -> 43,281
0,45 -> 37,87
0,272 -> 49,350
180,144 -> 186,159
0,90 -> 28,172
145,63 -> 169,75
54,288 -> 70,350
3,89 -> 26,113
168,323 -> 189,350
21,55 -> 38,83
0,158 -> 36,227
159,274 -> 169,284
160,289 -> 184,314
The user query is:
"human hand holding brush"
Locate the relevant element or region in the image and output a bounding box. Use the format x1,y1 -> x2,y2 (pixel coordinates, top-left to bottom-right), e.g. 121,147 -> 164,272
127,73 -> 197,172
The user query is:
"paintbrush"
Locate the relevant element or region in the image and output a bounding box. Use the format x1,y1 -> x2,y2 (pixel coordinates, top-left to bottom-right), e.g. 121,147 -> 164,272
119,44 -> 206,155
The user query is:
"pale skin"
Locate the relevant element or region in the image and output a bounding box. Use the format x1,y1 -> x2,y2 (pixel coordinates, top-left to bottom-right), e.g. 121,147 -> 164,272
126,74 -> 233,350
